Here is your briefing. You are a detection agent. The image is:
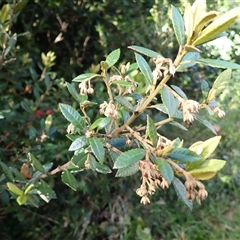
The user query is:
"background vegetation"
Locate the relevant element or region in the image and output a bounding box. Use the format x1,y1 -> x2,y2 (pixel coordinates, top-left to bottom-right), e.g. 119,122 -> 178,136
1,0 -> 240,239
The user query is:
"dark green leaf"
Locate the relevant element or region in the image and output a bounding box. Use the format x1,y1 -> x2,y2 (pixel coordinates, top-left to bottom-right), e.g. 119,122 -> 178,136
115,96 -> 134,111
95,162 -> 112,174
194,58 -> 240,69
88,154 -> 97,171
0,161 -> 14,181
69,136 -> 88,151
71,152 -> 87,169
115,162 -> 139,177
128,45 -> 160,58
13,0 -> 28,13
89,137 -> 105,164
61,170 -> 78,191
66,82 -> 82,103
121,110 -> 131,123
106,48 -> 120,68
135,53 -> 153,84
167,148 -> 201,163
156,158 -> 174,184
59,103 -> 86,130
109,137 -> 126,150
171,5 -> 185,46
36,180 -> 56,203
173,177 -> 192,210
171,85 -> 188,100
161,86 -> 178,117
28,153 -> 45,173
147,116 -> 158,147
72,73 -> 99,82
113,149 -> 145,169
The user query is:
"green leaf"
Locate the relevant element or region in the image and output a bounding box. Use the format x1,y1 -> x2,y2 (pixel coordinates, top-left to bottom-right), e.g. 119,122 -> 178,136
212,69 -> 232,96
13,0 -> 28,14
90,118 -> 104,130
146,116 -> 158,147
194,114 -> 217,135
71,152 -> 87,169
194,58 -> 240,69
106,48 -> 120,68
89,137 -> 105,164
36,180 -> 55,203
171,5 -> 185,46
128,45 -> 160,58
171,85 -> 188,100
95,162 -> 112,174
167,148 -> 201,163
156,158 -> 174,184
115,96 -> 135,111
66,82 -> 82,103
161,85 -> 178,117
28,153 -> 45,173
200,136 -> 221,159
113,149 -> 145,169
169,121 -> 188,131
98,117 -> 112,130
0,161 -> 14,181
69,136 -> 88,151
88,154 -> 97,171
17,195 -> 27,206
176,52 -> 200,71
125,62 -> 139,75
192,7 -> 240,46
59,103 -> 86,130
109,137 -> 126,150
72,73 -> 99,82
45,114 -> 52,133
115,162 -> 139,177
135,53 -> 153,85
7,182 -> 23,196
173,177 -> 192,210
61,170 -> 78,191
187,159 -> 226,180
113,80 -> 133,87
201,80 -> 210,99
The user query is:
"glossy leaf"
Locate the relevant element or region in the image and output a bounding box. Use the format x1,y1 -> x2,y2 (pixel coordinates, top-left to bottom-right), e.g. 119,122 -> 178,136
173,177 -> 192,211
59,103 -> 85,129
66,82 -> 82,103
156,158 -> 174,184
109,137 -> 126,150
90,118 -> 104,130
128,45 -> 160,58
36,180 -> 56,203
113,149 -> 145,169
72,73 -> 99,82
28,153 -> 45,173
167,148 -> 201,163
146,115 -> 158,147
115,162 -> 139,177
61,170 -> 78,191
135,53 -> 153,85
95,162 -> 112,174
161,85 -> 178,117
171,5 -> 185,46
88,154 -> 97,171
98,117 -> 112,130
115,96 -> 134,111
194,58 -> 240,69
17,195 -> 27,206
69,136 -> 88,151
171,85 -> 188,100
71,152 -> 87,169
89,137 -> 105,164
45,114 -> 52,133
0,161 -> 14,181
7,182 -> 23,196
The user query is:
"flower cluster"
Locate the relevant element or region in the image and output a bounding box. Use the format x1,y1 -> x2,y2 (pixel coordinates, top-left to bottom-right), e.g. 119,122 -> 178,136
136,160 -> 169,204
181,99 -> 200,125
78,80 -> 94,95
185,178 -> 208,205
152,56 -> 176,80
99,101 -> 117,118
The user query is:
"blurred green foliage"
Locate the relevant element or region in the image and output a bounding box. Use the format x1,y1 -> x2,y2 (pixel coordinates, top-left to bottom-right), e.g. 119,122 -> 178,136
1,0 -> 240,239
